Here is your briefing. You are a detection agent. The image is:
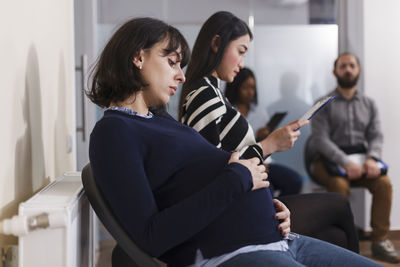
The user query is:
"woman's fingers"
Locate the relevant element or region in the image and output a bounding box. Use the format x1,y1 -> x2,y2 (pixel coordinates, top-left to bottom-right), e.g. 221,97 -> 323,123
279,224 -> 291,237
257,164 -> 266,173
278,219 -> 290,230
258,180 -> 270,188
297,119 -> 309,128
264,119 -> 310,154
276,213 -> 291,237
274,199 -> 291,220
228,154 -> 269,191
273,199 -> 291,237
228,151 -> 240,164
287,119 -> 309,130
248,157 -> 261,165
292,129 -> 301,138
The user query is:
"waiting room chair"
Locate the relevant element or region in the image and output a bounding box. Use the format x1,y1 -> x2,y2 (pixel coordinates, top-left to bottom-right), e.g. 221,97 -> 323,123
303,136 -> 360,252
81,163 -> 160,267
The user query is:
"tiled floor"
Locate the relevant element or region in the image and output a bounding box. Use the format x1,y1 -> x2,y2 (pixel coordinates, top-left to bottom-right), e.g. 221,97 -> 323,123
96,231 -> 400,267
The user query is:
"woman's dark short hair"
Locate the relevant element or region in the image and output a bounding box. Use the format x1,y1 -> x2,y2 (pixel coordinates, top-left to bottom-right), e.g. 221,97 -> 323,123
179,11 -> 253,119
86,17 -> 190,108
225,67 -> 258,106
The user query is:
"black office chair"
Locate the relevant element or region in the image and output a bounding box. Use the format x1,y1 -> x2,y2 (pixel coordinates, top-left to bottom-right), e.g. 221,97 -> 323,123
81,163 -> 160,267
304,136 -> 316,182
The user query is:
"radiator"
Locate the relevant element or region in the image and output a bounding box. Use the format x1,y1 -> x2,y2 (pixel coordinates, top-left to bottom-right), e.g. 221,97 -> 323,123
18,172 -> 92,267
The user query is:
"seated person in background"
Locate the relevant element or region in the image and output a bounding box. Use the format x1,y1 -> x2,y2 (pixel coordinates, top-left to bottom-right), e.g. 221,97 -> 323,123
225,67 -> 303,196
307,52 -> 399,264
179,11 -> 359,253
87,17 -> 379,267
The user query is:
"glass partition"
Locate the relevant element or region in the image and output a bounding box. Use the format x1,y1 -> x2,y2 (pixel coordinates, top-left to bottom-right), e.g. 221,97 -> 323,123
251,25 -> 338,177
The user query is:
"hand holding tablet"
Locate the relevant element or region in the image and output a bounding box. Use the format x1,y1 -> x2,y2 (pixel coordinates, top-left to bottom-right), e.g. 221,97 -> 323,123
299,96 -> 336,123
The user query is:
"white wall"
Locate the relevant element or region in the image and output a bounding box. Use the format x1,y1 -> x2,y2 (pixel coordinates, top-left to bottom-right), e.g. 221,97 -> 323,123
363,0 -> 400,230
0,0 -> 76,247
339,0 -> 400,230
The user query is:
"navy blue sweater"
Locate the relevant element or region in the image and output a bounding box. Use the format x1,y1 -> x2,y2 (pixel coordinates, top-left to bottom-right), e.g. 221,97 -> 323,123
89,110 -> 281,266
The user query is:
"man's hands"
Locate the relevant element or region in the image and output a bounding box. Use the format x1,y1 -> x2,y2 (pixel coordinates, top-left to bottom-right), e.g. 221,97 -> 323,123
344,158 -> 381,180
363,158 -> 381,179
229,152 -> 270,190
260,120 -> 309,156
344,162 -> 363,180
273,199 -> 291,238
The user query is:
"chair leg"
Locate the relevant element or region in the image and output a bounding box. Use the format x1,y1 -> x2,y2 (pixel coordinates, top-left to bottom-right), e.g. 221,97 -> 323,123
112,245 -> 140,267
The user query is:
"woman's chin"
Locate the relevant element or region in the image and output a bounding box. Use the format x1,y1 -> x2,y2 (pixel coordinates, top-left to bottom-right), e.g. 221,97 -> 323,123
223,76 -> 234,83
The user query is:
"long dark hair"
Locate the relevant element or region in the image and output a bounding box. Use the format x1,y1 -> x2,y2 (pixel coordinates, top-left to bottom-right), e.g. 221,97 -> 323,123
178,11 -> 253,119
225,67 -> 258,106
86,17 -> 190,111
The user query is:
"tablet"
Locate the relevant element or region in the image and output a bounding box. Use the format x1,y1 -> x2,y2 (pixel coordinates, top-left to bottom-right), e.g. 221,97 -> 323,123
266,112 -> 287,131
299,95 -> 336,122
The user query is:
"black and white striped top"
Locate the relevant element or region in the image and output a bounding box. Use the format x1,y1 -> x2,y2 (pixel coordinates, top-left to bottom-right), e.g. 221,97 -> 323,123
181,76 -> 264,161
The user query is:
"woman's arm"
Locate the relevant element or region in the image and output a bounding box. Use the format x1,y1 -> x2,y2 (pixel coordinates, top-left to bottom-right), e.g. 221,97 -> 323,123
260,120 -> 309,156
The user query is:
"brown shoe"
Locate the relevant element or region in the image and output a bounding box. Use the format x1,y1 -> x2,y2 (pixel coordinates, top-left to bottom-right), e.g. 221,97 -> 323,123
371,239 -> 400,263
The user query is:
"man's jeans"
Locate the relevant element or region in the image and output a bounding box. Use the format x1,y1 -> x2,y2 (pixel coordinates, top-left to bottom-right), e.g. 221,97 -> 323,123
219,235 -> 381,267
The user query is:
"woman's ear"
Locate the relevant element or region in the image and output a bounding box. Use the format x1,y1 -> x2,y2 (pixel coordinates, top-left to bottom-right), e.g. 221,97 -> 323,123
211,35 -> 220,53
133,50 -> 145,70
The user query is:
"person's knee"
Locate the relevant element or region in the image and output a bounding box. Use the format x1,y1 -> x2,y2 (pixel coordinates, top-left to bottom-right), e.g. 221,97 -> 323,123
370,175 -> 392,195
286,176 -> 303,194
328,178 -> 350,196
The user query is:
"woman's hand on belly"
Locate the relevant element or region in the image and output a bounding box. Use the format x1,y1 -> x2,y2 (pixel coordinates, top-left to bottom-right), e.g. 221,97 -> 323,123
273,199 -> 291,238
229,152 -> 270,190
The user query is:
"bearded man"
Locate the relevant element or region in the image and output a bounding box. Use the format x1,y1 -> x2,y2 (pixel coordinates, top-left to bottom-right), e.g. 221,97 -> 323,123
306,52 -> 399,263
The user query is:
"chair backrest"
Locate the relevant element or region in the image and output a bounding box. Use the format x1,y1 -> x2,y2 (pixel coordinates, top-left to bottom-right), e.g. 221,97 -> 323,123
81,163 -> 160,267
304,136 -> 315,179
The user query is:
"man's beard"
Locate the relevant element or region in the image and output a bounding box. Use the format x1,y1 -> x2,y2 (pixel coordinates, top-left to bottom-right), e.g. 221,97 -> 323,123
336,73 -> 360,89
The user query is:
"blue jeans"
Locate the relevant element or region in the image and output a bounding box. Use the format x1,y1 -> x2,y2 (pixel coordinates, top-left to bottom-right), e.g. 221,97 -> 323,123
218,235 -> 381,267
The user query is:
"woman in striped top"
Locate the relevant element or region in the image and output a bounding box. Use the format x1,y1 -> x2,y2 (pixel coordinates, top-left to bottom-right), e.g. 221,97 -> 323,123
178,11 -> 360,253
179,11 -> 307,172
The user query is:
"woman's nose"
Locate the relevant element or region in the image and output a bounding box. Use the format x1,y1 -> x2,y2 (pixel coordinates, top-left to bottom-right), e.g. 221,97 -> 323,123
177,67 -> 186,83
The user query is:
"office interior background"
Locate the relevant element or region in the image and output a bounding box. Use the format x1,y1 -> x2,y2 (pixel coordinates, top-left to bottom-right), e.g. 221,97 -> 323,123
1,0 -> 400,264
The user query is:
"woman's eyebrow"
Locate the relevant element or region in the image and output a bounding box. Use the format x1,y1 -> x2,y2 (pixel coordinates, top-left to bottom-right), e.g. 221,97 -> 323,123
170,51 -> 182,61
239,44 -> 248,51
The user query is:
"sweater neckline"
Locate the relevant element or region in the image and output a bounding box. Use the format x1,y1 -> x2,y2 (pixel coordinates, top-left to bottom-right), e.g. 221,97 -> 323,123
105,106 -> 154,119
